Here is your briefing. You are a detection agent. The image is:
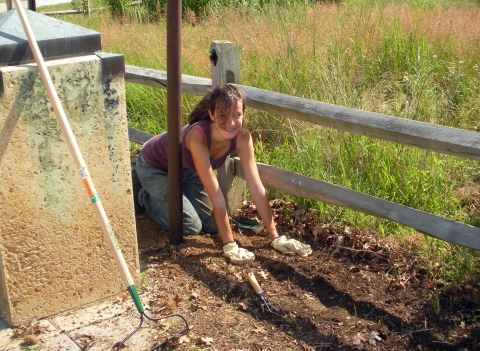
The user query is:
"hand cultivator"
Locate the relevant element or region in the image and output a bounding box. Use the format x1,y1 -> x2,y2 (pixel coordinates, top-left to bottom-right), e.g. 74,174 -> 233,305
12,1 -> 188,349
247,272 -> 278,313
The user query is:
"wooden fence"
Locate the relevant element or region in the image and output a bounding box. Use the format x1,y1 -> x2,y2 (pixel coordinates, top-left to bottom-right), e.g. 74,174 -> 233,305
125,41 -> 480,251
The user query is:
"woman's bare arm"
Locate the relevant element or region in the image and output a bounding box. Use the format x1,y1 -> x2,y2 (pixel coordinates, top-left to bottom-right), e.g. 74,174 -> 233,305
185,128 -> 234,244
236,131 -> 279,240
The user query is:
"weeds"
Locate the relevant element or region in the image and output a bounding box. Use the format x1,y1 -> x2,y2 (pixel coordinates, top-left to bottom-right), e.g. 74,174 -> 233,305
57,1 -> 480,287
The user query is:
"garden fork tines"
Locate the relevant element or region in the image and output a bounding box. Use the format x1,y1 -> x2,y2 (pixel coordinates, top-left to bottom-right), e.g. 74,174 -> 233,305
247,272 -> 278,313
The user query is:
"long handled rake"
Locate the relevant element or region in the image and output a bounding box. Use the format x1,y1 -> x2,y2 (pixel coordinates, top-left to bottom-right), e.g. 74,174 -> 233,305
12,2 -> 188,349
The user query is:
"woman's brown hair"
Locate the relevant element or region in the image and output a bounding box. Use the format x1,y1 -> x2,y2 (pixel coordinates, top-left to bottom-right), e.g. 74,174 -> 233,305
188,84 -> 246,125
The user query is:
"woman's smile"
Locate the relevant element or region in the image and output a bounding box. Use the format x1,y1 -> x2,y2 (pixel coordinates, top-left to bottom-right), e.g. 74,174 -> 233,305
211,99 -> 244,139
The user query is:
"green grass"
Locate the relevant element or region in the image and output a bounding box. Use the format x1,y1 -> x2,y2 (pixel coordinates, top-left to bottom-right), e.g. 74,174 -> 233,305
56,0 -> 480,286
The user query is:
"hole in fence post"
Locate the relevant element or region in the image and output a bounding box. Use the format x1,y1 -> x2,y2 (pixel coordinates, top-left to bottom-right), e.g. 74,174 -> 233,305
226,70 -> 235,84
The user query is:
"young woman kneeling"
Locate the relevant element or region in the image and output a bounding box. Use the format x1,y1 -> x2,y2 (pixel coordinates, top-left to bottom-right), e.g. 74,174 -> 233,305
135,84 -> 311,265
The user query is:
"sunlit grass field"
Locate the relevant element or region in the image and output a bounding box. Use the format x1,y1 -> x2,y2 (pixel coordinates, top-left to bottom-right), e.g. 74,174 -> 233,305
46,0 -> 480,284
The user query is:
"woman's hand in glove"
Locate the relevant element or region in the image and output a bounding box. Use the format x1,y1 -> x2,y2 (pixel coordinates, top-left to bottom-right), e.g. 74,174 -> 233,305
223,241 -> 255,265
271,235 -> 312,257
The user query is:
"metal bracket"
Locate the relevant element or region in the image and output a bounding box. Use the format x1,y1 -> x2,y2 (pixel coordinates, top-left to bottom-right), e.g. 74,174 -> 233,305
209,49 -> 218,66
95,52 -> 125,79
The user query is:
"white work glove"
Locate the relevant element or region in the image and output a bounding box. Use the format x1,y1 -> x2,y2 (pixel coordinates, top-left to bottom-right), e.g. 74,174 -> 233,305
271,235 -> 312,257
222,241 -> 255,265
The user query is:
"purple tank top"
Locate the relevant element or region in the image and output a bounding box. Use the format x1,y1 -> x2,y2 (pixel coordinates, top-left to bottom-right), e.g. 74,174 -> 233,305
140,120 -> 238,172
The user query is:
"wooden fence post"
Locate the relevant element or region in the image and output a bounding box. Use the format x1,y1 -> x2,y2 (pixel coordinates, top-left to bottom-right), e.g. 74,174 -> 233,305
210,40 -> 245,215
7,0 -> 13,10
83,0 -> 90,16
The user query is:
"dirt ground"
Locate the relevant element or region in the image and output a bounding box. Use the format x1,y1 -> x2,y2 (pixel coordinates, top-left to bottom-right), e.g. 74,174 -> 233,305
134,199 -> 480,351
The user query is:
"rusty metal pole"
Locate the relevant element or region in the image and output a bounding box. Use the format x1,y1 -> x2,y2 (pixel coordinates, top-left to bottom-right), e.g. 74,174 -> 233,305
167,0 -> 183,245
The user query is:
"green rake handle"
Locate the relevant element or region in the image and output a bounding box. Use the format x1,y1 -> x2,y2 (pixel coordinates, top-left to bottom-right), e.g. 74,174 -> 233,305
13,0 -> 144,314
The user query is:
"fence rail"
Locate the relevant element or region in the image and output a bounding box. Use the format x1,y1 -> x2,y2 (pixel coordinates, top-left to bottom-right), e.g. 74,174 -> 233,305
125,64 -> 480,251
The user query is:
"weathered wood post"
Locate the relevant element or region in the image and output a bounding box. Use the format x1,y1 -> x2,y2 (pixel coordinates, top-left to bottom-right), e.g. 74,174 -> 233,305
210,40 -> 246,215
83,0 -> 90,16
6,0 -> 12,10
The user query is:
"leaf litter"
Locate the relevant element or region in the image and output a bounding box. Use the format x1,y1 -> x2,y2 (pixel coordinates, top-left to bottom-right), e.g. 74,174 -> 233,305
128,198 -> 480,350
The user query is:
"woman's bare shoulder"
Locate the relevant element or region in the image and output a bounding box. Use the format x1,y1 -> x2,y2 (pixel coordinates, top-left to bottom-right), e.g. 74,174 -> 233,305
185,125 -> 207,150
236,129 -> 252,147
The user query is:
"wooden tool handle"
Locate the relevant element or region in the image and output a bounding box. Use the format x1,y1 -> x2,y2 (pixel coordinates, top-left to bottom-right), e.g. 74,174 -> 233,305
247,272 -> 262,294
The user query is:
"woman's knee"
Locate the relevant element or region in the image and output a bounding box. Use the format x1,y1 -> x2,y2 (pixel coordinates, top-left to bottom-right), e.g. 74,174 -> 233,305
183,215 -> 203,235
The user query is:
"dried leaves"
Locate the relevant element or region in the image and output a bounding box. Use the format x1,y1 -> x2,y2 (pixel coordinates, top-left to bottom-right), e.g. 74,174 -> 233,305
252,325 -> 268,334
197,336 -> 214,345
236,198 -> 423,288
352,331 -> 383,345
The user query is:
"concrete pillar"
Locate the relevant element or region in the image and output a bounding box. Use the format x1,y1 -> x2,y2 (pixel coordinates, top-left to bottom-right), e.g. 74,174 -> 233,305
0,11 -> 138,326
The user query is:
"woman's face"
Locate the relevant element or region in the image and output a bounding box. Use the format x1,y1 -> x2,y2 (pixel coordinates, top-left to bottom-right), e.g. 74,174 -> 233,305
209,99 -> 244,139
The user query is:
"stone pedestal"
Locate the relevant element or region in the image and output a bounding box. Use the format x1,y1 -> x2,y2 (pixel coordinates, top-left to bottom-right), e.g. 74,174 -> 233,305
0,54 -> 139,326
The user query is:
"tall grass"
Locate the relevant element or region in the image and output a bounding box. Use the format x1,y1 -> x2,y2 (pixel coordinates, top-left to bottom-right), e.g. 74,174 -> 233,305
60,1 -> 480,285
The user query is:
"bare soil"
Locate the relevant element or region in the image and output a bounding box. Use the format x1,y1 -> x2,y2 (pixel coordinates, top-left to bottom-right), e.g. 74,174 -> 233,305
134,199 -> 480,351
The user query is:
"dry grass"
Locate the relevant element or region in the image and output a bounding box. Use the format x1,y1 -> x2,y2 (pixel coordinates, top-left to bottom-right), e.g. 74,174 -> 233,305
70,3 -> 480,81
97,20 -> 167,68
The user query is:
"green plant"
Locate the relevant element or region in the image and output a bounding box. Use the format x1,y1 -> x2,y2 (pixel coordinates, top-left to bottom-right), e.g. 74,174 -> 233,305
283,312 -> 298,330
105,0 -> 131,16
140,271 -> 149,286
70,0 -> 104,12
431,288 -> 441,315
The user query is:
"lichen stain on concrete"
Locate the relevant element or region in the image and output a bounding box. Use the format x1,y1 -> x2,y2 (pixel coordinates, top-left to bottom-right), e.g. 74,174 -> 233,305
53,60 -> 103,125
18,68 -> 84,226
101,76 -> 129,189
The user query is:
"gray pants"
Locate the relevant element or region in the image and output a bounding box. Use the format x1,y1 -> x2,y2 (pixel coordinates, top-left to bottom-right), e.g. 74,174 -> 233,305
135,153 -> 218,235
